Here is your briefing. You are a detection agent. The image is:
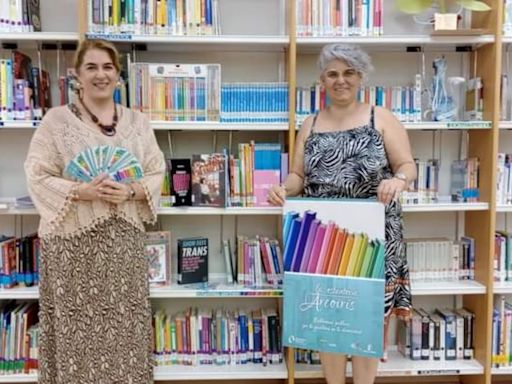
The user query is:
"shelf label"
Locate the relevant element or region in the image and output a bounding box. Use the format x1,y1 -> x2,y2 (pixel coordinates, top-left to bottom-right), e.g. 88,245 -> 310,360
446,121 -> 491,128
86,33 -> 133,41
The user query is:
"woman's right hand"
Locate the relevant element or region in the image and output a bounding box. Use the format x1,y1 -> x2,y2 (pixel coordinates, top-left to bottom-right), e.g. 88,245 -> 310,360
77,174 -> 109,201
267,184 -> 287,206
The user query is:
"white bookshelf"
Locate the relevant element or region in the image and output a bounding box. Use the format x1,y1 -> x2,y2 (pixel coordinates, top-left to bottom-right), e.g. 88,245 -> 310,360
151,121 -> 289,131
153,363 -> 287,380
150,283 -> 282,298
85,33 -> 289,51
500,121 -> 512,129
492,366 -> 512,375
294,350 -> 484,378
492,282 -> 512,295
403,121 -> 492,130
0,280 -> 488,300
411,280 -> 486,295
0,365 -> 287,383
0,121 -> 494,131
402,202 -> 489,213
0,203 -> 490,216
0,32 -> 78,43
0,286 -> 39,300
0,121 -> 40,129
296,35 -> 495,52
0,374 -> 37,383
496,205 -> 512,213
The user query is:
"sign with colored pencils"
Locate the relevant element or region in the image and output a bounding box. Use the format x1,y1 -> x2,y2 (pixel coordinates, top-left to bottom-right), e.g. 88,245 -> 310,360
282,198 -> 385,358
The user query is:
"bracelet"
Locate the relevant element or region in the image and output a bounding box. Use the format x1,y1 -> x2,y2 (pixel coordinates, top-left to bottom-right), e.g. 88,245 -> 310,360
128,185 -> 136,200
70,183 -> 81,201
393,172 -> 408,185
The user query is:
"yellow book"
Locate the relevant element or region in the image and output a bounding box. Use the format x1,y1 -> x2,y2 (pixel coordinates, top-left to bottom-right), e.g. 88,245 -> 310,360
356,240 -> 374,278
345,233 -> 363,276
352,234 -> 368,277
337,233 -> 354,276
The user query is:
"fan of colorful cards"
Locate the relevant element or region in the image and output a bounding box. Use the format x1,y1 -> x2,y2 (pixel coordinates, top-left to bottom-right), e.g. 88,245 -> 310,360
64,146 -> 144,184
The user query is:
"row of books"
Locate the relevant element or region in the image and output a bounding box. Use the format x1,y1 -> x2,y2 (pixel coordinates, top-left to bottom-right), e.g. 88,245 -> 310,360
0,0 -> 41,33
296,81 -> 422,124
493,296 -> 512,367
504,0 -> 512,37
0,302 -> 39,375
283,210 -> 385,279
225,237 -> 283,288
296,0 -> 384,37
450,158 -> 480,203
497,153 -> 512,206
397,307 -> 475,361
0,234 -> 39,289
88,0 -> 221,36
405,237 -> 475,283
399,159 -> 439,205
0,53 -> 51,121
153,307 -> 282,366
130,63 -> 221,122
160,145 -> 287,208
220,83 -> 289,123
494,231 -> 512,283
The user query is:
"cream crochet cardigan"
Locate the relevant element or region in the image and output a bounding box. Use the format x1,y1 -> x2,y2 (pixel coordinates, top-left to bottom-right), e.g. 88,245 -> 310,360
25,105 -> 166,237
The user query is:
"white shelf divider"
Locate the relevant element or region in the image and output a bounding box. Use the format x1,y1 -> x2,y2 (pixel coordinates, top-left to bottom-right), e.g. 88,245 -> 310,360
295,350 -> 483,378
151,121 -> 289,131
404,121 -> 491,130
497,205 -> 512,213
157,207 -> 282,215
153,363 -> 287,381
85,33 -> 288,51
492,366 -> 512,375
0,121 -> 40,129
411,280 -> 486,295
0,374 -> 37,383
402,202 -> 488,212
150,283 -> 282,298
0,203 -> 490,216
0,32 -> 79,42
492,282 -> 512,294
0,286 -> 39,300
296,35 -> 495,50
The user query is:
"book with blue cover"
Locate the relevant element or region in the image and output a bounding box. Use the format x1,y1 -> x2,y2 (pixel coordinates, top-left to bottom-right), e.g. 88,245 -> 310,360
282,198 -> 386,358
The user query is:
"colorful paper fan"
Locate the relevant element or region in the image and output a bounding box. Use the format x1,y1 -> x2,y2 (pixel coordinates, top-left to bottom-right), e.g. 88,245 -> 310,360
64,146 -> 144,184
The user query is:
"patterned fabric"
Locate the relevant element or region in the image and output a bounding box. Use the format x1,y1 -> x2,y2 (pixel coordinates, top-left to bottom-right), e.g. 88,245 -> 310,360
24,104 -> 165,237
303,107 -> 412,318
39,216 -> 153,384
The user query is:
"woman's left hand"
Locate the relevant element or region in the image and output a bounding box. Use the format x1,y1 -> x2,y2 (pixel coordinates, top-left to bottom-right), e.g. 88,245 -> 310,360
376,177 -> 407,205
98,179 -> 131,204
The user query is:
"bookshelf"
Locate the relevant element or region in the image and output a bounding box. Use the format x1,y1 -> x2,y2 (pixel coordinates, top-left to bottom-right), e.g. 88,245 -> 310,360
0,0 -> 508,383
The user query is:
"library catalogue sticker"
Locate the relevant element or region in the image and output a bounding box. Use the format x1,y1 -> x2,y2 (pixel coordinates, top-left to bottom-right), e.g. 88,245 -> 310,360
282,198 -> 386,358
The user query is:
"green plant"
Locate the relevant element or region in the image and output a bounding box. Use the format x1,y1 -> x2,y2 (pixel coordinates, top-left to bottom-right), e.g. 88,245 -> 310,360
395,0 -> 491,14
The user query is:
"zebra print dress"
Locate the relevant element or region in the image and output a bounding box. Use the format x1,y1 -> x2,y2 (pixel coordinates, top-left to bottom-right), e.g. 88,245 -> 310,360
303,107 -> 412,319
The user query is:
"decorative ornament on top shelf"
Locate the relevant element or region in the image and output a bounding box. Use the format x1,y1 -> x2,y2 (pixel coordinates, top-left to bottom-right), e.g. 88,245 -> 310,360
395,0 -> 491,33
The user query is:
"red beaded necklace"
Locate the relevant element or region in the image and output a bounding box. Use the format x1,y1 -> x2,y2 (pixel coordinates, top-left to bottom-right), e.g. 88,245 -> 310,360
79,98 -> 118,137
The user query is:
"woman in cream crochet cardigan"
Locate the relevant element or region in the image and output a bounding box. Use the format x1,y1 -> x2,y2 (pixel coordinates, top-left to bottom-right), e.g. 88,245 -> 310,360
25,39 -> 165,383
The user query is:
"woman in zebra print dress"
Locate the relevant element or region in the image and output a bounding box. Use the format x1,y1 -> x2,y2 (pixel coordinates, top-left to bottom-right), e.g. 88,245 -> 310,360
268,44 -> 417,384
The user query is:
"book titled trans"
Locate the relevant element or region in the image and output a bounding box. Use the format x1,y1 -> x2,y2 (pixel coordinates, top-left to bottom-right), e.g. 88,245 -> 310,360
282,198 -> 386,358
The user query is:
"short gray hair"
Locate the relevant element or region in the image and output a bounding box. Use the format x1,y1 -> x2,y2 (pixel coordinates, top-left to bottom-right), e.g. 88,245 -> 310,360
317,44 -> 373,79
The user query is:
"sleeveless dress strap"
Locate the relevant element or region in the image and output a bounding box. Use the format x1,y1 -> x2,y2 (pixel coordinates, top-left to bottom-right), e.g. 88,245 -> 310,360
310,113 -> 319,133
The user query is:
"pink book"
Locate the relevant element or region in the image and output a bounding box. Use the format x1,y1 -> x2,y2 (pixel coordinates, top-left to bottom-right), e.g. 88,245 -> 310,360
299,219 -> 320,272
306,224 -> 327,273
253,170 -> 280,207
315,221 -> 336,274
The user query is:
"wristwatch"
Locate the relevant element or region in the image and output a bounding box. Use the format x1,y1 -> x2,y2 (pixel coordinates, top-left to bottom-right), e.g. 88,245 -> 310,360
393,172 -> 408,185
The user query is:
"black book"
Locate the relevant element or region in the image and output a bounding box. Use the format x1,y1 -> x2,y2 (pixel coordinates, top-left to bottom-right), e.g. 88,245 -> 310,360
171,159 -> 192,206
177,237 -> 208,284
